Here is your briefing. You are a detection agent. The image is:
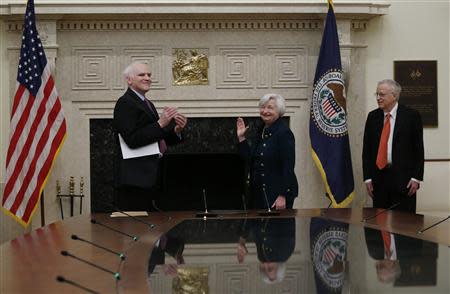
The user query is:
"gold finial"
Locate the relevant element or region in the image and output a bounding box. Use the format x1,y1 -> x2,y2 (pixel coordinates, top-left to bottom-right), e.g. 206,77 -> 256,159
56,180 -> 61,195
80,177 -> 84,196
69,176 -> 75,195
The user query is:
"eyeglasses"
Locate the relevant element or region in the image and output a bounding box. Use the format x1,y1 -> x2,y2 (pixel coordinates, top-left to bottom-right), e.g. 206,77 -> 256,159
374,92 -> 392,98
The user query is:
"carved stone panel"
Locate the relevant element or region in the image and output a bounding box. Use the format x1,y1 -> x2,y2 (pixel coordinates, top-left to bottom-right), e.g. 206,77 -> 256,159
72,47 -> 113,90
216,46 -> 257,89
216,264 -> 253,293
267,46 -> 307,88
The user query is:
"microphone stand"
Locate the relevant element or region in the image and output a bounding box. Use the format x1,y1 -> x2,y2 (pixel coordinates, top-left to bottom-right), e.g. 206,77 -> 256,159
56,276 -> 100,294
195,188 -> 218,218
417,215 -> 450,234
241,194 -> 248,215
320,193 -> 333,216
362,202 -> 401,222
257,187 -> 280,216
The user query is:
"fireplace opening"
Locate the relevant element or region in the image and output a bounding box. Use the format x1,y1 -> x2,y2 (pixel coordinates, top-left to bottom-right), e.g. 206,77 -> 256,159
90,117 -> 268,212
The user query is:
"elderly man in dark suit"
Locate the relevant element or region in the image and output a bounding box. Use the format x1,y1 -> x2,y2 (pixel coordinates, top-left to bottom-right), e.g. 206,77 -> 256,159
113,61 -> 187,211
362,79 -> 424,213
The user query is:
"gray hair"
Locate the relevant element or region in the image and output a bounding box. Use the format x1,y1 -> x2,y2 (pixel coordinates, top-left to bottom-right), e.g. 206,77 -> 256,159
258,93 -> 286,116
378,79 -> 402,101
123,61 -> 149,79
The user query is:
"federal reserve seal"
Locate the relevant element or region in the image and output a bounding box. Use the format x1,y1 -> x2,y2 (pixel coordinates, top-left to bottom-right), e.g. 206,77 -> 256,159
312,227 -> 348,289
311,70 -> 348,136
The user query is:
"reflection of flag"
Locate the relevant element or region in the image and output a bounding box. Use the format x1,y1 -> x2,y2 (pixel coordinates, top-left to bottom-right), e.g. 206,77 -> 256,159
323,245 -> 338,264
309,0 -> 354,208
2,0 -> 67,227
310,217 -> 349,294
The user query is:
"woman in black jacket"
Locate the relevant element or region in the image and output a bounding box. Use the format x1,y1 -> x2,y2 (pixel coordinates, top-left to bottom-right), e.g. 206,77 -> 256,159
236,94 -> 298,209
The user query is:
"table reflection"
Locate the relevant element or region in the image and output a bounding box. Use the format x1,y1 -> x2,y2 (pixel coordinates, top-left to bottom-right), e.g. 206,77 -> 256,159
237,218 -> 295,284
365,227 -> 438,287
147,216 -> 448,294
310,217 -> 349,293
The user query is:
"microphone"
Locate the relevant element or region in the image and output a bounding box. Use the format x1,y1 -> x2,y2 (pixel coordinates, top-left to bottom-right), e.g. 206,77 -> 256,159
151,199 -> 172,221
56,275 -> 100,294
258,187 -> 280,216
362,202 -> 401,222
60,250 -> 121,280
320,193 -> 333,216
71,234 -> 126,260
90,219 -> 139,241
195,188 -> 218,218
417,215 -> 450,234
241,194 -> 247,213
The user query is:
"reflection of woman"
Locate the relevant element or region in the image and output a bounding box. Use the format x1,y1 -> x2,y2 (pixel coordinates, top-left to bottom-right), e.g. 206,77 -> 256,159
237,218 -> 296,284
236,94 -> 298,209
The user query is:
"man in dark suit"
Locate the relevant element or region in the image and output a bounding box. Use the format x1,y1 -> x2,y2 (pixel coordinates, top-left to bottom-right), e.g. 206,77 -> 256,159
113,61 -> 187,211
362,79 -> 424,213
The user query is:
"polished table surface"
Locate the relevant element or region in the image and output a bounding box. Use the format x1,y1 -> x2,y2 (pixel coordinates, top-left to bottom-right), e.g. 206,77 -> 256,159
1,208 -> 449,293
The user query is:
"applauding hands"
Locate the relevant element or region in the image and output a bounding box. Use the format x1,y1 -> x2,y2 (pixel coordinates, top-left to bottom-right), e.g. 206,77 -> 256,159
158,107 -> 188,134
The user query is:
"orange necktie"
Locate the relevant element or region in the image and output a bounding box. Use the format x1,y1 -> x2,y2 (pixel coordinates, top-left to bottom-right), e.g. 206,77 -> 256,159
376,113 -> 390,169
381,231 -> 392,258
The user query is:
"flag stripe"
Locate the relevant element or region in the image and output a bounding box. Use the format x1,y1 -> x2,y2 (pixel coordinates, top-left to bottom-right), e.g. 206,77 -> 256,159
6,87 -> 35,167
10,84 -> 26,119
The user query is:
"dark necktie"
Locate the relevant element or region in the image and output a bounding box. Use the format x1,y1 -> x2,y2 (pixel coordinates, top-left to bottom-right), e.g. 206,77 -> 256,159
144,99 -> 167,154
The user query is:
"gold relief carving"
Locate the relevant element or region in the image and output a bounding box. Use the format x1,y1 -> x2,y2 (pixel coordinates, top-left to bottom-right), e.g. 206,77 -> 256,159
172,49 -> 209,86
173,267 -> 209,294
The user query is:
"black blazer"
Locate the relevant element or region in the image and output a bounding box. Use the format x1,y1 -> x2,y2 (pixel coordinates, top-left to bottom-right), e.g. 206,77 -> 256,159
238,118 -> 298,207
362,104 -> 424,193
113,88 -> 182,189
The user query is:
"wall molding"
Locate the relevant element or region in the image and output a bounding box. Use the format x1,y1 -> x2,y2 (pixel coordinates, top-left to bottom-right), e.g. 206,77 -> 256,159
6,19 -> 373,32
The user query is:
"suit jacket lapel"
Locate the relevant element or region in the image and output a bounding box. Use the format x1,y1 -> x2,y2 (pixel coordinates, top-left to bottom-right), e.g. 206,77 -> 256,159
374,109 -> 384,142
126,88 -> 158,120
393,104 -> 403,144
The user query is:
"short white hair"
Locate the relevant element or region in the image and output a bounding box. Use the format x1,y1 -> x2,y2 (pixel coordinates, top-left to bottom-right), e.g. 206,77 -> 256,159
260,262 -> 286,284
258,93 -> 286,116
123,61 -> 149,79
377,79 -> 402,101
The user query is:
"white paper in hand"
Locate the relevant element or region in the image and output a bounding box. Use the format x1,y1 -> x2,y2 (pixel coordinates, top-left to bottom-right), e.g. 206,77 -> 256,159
118,134 -> 160,159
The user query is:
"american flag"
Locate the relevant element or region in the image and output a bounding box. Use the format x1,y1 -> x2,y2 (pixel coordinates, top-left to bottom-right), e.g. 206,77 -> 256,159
2,0 -> 66,227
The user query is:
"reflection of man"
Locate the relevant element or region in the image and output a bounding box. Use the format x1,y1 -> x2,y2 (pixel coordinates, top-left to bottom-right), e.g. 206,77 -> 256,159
364,227 -> 437,286
362,79 -> 424,213
113,61 -> 187,211
237,218 -> 295,284
147,234 -> 185,276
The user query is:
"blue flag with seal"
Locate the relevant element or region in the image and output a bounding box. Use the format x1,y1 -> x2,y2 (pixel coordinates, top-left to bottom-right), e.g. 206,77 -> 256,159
310,0 -> 354,207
